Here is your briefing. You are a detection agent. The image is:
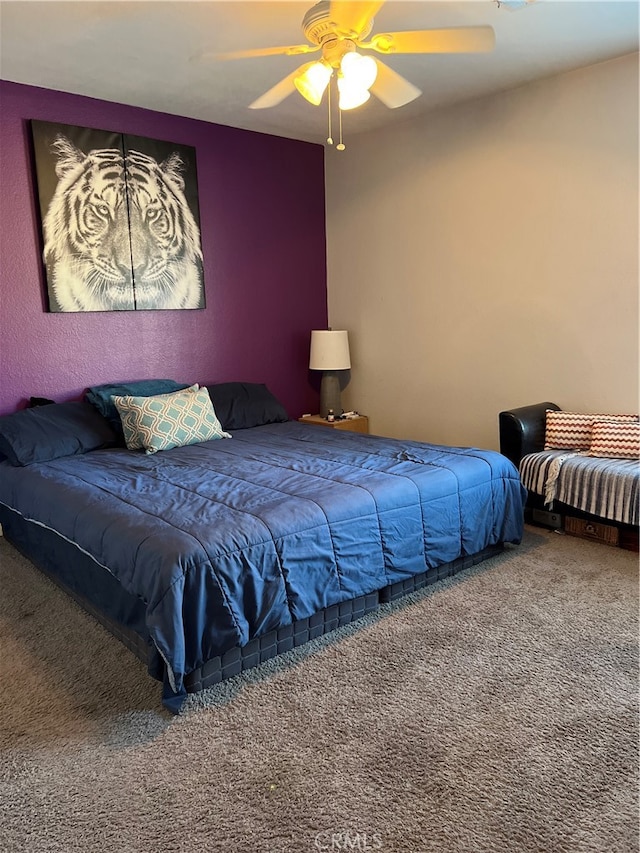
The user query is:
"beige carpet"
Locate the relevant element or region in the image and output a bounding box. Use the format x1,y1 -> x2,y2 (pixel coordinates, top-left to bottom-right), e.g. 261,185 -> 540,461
0,527 -> 637,853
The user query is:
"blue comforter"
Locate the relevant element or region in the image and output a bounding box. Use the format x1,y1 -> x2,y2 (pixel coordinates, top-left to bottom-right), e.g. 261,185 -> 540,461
0,423 -> 525,697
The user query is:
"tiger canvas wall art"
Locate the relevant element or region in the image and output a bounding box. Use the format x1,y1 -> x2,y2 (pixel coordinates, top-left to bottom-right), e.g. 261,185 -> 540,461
31,121 -> 205,312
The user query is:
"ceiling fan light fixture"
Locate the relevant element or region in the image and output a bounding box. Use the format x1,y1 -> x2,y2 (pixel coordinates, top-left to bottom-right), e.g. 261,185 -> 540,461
337,79 -> 371,111
336,51 -> 377,111
214,1 -> 500,142
294,60 -> 332,105
340,51 -> 378,90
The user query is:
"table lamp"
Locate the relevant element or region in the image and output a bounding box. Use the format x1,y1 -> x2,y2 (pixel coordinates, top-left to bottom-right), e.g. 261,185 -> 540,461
309,329 -> 351,418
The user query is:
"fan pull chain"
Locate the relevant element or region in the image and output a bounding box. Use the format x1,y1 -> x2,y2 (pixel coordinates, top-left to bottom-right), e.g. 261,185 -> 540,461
337,107 -> 345,151
326,79 -> 333,146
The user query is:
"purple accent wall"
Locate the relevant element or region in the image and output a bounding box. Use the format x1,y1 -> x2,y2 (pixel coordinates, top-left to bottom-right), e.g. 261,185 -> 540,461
0,81 -> 327,417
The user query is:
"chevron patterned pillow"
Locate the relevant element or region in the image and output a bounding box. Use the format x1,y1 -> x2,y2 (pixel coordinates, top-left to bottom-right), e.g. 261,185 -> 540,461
544,410 -> 638,451
113,386 -> 231,454
588,420 -> 640,459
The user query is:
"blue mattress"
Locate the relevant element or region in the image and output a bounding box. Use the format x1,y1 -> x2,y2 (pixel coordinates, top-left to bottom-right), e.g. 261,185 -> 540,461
0,422 -> 525,705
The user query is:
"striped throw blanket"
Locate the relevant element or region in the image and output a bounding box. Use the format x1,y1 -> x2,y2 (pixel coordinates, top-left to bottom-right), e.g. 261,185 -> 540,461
520,450 -> 639,526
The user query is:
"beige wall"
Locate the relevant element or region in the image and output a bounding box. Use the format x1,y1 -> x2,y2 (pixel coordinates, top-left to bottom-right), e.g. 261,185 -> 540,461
325,53 -> 639,450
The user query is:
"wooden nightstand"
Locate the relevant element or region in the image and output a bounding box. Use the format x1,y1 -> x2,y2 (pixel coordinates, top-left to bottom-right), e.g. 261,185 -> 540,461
298,414 -> 369,434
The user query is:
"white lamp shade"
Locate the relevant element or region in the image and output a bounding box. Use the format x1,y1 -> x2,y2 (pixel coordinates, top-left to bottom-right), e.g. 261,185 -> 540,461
309,330 -> 351,370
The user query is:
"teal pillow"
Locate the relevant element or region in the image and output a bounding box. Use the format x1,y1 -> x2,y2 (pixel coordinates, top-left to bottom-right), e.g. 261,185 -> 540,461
112,386 -> 231,454
86,379 -> 191,436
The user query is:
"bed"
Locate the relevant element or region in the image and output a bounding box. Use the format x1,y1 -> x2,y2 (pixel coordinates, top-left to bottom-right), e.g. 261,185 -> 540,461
0,383 -> 526,712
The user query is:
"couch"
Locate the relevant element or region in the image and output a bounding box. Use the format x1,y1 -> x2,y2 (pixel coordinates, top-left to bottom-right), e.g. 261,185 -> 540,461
499,402 -> 638,551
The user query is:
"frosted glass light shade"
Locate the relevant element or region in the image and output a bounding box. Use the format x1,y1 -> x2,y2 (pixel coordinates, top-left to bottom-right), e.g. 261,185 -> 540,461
338,53 -> 377,110
338,81 -> 371,111
309,330 -> 351,370
341,52 -> 378,90
294,61 -> 332,105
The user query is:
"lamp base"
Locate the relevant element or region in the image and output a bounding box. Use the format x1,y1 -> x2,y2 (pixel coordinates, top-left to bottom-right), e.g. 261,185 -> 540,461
319,372 -> 343,418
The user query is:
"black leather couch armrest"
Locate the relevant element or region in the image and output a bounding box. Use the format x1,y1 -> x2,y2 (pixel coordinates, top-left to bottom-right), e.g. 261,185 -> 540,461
499,402 -> 560,468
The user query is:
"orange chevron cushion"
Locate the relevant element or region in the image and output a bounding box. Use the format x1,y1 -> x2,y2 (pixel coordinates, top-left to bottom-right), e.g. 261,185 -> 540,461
588,420 -> 640,459
544,410 -> 638,451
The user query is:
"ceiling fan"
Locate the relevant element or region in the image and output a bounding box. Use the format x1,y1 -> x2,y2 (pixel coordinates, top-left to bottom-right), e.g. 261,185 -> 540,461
204,0 -> 495,113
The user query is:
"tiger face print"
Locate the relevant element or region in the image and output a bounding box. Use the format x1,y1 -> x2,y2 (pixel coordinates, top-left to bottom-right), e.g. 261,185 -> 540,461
42,135 -> 204,312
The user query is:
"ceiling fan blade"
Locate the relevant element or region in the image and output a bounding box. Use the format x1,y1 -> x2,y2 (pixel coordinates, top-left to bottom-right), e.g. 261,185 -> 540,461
249,64 -> 311,109
370,59 -> 421,108
368,26 -> 495,55
200,44 -> 320,62
329,0 -> 386,38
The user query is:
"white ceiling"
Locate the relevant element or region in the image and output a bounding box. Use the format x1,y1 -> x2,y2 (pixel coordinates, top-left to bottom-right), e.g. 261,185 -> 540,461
1,1 -> 638,145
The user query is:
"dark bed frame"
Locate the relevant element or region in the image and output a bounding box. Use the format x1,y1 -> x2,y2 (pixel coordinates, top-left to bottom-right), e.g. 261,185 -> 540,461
1,504 -> 503,706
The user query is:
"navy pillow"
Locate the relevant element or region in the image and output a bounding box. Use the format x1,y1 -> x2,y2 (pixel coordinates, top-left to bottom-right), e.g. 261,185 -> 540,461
0,401 -> 118,466
206,383 -> 289,430
85,379 -> 191,434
